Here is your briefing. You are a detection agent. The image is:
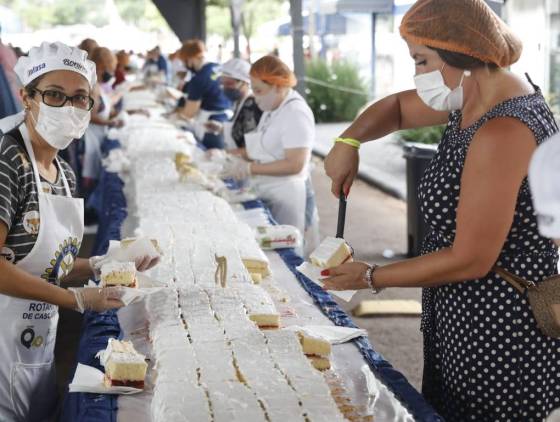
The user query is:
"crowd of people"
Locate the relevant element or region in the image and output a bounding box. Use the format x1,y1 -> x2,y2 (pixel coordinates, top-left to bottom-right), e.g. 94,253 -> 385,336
0,0 -> 559,420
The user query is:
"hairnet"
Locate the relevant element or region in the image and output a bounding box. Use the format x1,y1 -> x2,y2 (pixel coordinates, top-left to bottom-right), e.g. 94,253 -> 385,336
250,56 -> 297,88
180,39 -> 205,60
399,0 -> 522,68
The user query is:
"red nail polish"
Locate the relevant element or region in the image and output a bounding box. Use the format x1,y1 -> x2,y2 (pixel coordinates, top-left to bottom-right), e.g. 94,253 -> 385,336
321,269 -> 330,276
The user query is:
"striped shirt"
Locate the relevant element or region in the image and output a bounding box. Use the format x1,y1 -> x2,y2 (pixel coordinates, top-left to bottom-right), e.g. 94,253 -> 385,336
0,127 -> 77,264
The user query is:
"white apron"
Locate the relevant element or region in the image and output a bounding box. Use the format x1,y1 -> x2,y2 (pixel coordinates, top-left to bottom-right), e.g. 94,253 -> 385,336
245,127 -> 307,237
0,125 -> 84,422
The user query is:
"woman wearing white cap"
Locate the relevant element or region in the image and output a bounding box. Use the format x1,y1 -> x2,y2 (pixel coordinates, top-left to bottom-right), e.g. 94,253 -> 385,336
205,58 -> 262,151
0,42 -> 156,421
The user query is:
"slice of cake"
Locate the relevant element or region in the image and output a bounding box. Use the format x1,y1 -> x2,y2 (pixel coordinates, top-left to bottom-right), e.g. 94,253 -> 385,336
310,237 -> 353,269
296,331 -> 332,371
297,331 -> 331,357
100,262 -> 137,287
101,339 -> 147,388
235,285 -> 280,328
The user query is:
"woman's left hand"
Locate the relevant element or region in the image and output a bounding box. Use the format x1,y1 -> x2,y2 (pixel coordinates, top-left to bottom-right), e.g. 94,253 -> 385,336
321,262 -> 370,291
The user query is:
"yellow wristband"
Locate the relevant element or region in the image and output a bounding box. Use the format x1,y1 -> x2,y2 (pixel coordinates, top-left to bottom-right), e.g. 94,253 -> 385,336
335,137 -> 361,149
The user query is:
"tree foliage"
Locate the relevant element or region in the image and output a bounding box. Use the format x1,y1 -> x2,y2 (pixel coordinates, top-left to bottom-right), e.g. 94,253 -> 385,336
0,0 -> 167,31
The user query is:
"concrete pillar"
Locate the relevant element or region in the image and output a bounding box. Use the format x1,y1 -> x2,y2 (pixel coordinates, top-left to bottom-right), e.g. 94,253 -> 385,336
290,0 -> 306,98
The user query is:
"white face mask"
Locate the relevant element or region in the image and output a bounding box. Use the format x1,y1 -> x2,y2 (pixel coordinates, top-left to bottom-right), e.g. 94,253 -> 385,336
254,88 -> 279,112
414,65 -> 470,111
30,102 -> 91,149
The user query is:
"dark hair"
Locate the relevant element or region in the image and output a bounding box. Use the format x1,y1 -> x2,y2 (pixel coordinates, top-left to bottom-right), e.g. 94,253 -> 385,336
429,47 -> 498,70
24,74 -> 46,98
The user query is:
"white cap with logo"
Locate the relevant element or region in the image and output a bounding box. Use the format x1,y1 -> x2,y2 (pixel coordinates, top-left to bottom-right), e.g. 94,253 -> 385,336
14,41 -> 96,88
529,132 -> 560,239
221,58 -> 251,84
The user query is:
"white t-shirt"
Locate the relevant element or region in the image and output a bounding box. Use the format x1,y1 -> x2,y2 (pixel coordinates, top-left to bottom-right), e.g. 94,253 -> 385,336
256,89 -> 315,161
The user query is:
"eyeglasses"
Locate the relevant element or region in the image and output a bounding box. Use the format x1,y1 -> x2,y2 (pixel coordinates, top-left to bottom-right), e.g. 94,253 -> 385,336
33,88 -> 95,111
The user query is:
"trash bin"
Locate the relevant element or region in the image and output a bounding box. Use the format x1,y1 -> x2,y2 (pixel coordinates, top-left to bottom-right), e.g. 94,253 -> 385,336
403,143 -> 438,257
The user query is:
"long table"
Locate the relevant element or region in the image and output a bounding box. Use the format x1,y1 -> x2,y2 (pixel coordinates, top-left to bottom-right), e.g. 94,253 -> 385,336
61,139 -> 443,422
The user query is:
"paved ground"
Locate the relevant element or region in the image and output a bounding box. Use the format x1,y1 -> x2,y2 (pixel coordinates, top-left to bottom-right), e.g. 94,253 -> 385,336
310,155 -> 424,391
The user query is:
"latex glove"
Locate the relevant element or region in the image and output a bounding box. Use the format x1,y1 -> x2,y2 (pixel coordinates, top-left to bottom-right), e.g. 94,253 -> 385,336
136,255 -> 160,272
324,141 -> 360,198
89,255 -> 105,279
221,157 -> 252,181
89,254 -> 160,275
70,287 -> 125,313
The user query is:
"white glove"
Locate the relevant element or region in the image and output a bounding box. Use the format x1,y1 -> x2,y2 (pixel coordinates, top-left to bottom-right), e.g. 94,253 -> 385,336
89,254 -> 160,276
70,287 -> 124,313
221,157 -> 252,181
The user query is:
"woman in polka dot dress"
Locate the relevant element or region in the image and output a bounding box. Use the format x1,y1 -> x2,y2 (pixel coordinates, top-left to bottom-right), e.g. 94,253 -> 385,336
320,0 -> 560,420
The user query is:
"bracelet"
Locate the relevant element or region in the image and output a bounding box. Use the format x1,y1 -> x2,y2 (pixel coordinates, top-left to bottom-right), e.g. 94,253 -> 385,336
335,137 -> 361,150
363,264 -> 383,295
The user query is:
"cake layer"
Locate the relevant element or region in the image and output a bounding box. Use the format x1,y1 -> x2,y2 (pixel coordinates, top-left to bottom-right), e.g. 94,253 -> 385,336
310,237 -> 353,269
101,339 -> 147,383
297,332 -> 331,358
100,261 -> 137,287
309,356 -> 331,371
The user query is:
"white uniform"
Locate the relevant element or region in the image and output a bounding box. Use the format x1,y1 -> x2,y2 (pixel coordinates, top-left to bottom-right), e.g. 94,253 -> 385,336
0,124 -> 84,421
245,90 -> 315,239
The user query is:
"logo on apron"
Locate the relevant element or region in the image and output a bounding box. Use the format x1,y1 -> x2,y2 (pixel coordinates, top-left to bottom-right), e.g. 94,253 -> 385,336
41,237 -> 80,284
19,326 -> 44,349
0,247 -> 15,263
23,211 -> 40,235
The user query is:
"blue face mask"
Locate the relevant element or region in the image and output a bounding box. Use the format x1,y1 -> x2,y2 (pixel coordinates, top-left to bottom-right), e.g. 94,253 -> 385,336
224,87 -> 242,102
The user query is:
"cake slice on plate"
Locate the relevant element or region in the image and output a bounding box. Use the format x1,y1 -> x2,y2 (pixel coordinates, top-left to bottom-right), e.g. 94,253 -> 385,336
101,339 -> 147,388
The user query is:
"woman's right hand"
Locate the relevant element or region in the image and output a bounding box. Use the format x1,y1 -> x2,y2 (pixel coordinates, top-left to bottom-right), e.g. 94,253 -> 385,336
324,142 -> 360,198
70,287 -> 124,313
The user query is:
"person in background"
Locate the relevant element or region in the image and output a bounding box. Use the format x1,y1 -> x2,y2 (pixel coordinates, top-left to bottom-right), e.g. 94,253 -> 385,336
143,46 -> 168,83
77,38 -> 98,59
177,39 -> 231,149
0,23 -> 20,105
83,47 -> 123,194
321,0 -> 560,420
529,132 -> 560,246
113,50 -> 130,88
222,55 -> 319,254
205,58 -> 262,151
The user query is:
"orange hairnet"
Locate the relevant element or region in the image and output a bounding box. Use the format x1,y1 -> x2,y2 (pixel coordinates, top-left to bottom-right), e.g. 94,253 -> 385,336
400,0 -> 522,68
250,55 -> 297,88
180,39 -> 205,60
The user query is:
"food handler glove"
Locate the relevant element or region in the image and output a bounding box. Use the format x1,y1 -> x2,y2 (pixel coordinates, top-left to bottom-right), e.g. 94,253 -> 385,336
89,254 -> 160,278
221,156 -> 252,181
69,287 -> 125,313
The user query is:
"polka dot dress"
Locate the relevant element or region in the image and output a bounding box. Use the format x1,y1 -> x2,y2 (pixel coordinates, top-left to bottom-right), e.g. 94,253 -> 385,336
418,88 -> 560,421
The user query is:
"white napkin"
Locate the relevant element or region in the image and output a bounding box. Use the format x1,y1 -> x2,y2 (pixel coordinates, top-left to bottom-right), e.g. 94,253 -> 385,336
362,364 -> 381,415
284,325 -> 367,344
68,363 -> 142,395
102,237 -> 161,266
296,262 -> 356,302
